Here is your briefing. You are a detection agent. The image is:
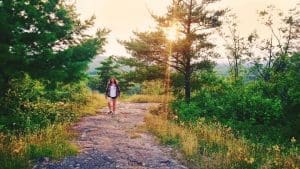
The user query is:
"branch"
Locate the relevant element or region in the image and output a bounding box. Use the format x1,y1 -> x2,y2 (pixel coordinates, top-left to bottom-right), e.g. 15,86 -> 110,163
268,25 -> 284,54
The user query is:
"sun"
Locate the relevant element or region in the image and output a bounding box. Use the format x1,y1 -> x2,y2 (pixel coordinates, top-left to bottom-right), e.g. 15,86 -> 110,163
165,22 -> 180,41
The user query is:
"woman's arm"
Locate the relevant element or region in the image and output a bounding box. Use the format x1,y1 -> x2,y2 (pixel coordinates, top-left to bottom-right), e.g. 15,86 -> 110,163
105,84 -> 110,98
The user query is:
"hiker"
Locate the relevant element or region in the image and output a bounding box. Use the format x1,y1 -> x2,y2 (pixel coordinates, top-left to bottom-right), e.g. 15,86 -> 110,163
105,77 -> 121,114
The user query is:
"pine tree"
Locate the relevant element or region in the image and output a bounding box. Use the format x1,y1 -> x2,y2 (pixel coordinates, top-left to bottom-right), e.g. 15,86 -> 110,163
122,0 -> 225,102
0,0 -> 108,95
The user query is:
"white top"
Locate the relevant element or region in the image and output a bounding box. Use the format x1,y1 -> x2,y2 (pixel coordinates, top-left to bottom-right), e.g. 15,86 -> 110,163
109,84 -> 117,97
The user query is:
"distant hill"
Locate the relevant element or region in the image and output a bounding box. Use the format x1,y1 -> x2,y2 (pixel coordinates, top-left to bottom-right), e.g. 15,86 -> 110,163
214,63 -> 229,76
87,55 -> 108,75
88,56 -> 230,77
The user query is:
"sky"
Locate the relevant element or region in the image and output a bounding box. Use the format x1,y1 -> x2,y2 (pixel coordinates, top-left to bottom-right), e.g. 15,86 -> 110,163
75,0 -> 299,61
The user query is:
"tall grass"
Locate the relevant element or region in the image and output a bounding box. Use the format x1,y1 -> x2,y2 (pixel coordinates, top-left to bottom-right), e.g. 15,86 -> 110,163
123,94 -> 173,103
0,124 -> 77,169
0,91 -> 106,169
145,110 -> 299,169
70,91 -> 107,116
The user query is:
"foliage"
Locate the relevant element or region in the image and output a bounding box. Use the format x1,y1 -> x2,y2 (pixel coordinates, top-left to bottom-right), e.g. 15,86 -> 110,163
87,75 -> 100,91
251,4 -> 299,81
122,0 -> 225,102
0,74 -> 107,134
0,0 -> 108,167
0,74 -> 59,132
116,57 -> 165,83
222,14 -> 258,80
172,63 -> 215,97
0,124 -> 78,169
125,83 -> 141,95
172,71 -> 292,143
146,112 -> 299,169
0,0 -> 108,132
0,88 -> 106,168
0,0 -> 108,96
172,53 -> 300,142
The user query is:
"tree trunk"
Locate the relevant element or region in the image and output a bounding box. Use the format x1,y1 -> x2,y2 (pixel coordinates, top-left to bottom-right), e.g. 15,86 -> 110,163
234,58 -> 238,80
183,0 -> 193,103
184,73 -> 191,103
184,60 -> 191,103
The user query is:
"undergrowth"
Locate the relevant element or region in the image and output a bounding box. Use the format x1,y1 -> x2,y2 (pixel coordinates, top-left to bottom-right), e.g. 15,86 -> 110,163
0,91 -> 106,169
145,108 -> 299,169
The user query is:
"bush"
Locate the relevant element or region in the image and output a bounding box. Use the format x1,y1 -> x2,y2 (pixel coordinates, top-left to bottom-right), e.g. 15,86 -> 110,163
0,75 -> 60,132
0,75 -> 103,133
171,102 -> 201,122
172,72 -> 287,143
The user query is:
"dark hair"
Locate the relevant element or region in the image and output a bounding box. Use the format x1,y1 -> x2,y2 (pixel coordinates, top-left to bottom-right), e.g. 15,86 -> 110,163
108,78 -> 118,85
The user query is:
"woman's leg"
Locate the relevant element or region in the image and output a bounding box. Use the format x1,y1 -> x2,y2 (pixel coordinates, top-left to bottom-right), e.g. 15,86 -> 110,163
108,98 -> 112,112
112,98 -> 117,113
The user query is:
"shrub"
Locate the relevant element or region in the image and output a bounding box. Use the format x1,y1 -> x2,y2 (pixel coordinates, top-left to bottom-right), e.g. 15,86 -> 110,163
171,102 -> 201,122
172,72 -> 286,143
0,75 -> 60,132
0,75 -> 105,133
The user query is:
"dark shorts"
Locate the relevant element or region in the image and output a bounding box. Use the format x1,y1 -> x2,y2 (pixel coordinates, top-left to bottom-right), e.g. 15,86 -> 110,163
108,96 -> 117,99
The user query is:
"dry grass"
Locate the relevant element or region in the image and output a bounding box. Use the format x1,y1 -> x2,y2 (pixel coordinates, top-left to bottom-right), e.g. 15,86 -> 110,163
69,91 -> 107,116
145,112 -> 300,169
123,94 -> 165,103
145,113 -> 198,156
0,124 -> 78,169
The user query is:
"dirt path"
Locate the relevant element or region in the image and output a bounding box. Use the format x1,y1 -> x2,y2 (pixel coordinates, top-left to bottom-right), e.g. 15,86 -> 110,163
34,102 -> 187,169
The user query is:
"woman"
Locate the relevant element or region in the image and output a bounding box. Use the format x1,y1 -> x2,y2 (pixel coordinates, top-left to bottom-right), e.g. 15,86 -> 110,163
105,78 -> 121,114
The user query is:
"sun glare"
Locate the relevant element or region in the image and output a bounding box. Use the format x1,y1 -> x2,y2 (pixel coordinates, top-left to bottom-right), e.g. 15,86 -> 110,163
165,23 -> 179,41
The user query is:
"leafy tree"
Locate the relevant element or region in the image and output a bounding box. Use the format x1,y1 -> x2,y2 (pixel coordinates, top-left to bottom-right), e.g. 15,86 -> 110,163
251,4 -> 300,80
0,0 -> 109,131
0,0 -> 108,96
222,14 -> 258,80
122,0 -> 225,102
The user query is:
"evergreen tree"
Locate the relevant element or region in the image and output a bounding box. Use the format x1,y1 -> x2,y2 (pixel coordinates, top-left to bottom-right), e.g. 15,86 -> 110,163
0,0 -> 108,95
122,0 -> 225,102
116,57 -> 165,83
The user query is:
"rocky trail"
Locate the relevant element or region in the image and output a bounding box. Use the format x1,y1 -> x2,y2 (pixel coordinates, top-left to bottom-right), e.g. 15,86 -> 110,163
34,102 -> 188,169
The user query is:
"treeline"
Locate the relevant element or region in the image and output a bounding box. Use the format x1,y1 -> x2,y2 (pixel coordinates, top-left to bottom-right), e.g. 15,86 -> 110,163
0,0 -> 108,133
